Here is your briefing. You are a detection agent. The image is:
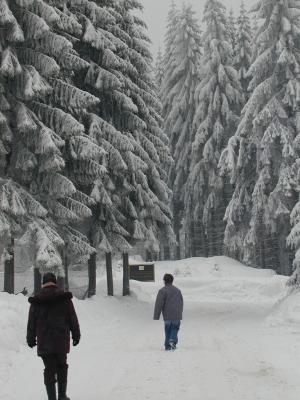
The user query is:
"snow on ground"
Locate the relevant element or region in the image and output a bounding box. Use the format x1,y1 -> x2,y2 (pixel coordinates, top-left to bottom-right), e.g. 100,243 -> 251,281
1,256 -> 300,400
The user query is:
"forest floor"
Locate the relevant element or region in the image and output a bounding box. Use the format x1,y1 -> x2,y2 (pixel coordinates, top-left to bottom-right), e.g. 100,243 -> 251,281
1,256 -> 300,400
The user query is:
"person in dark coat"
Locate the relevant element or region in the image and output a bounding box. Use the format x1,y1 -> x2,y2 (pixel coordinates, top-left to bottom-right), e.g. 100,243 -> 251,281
153,273 -> 183,350
27,272 -> 81,400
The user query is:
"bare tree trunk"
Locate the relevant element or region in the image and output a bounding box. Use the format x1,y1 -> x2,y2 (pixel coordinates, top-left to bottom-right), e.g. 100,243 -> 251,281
88,252 -> 97,297
4,237 -> 14,294
34,267 -> 41,294
123,252 -> 130,296
63,250 -> 69,291
278,227 -> 290,276
57,275 -> 65,291
106,252 -> 113,296
146,250 -> 152,262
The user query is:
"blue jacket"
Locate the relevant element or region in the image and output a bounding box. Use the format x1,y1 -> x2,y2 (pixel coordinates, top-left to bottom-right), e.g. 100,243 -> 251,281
153,284 -> 183,321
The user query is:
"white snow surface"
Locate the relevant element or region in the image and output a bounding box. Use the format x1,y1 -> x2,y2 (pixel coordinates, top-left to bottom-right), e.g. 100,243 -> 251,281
1,256 -> 300,400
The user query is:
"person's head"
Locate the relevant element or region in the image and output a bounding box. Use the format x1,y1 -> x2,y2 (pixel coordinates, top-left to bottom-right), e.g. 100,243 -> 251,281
42,272 -> 57,286
163,273 -> 174,285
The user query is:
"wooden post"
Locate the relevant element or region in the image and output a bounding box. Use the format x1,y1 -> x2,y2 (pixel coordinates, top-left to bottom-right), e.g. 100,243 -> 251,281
4,237 -> 14,294
88,252 -> 96,297
34,267 -> 41,294
106,252 -> 113,296
123,252 -> 130,296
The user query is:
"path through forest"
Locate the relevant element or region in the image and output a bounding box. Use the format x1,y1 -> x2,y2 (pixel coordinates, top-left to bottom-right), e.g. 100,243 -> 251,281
3,274 -> 300,400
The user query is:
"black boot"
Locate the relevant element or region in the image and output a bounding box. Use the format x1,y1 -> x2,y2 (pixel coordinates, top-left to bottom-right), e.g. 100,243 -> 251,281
46,383 -> 57,400
58,381 -> 70,400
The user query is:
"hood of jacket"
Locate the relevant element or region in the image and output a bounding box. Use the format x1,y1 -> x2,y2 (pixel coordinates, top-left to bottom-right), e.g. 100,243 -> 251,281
28,286 -> 73,305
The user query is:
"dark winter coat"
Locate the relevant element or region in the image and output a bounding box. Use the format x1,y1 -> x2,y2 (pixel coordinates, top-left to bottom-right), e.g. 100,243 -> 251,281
26,285 -> 81,356
153,284 -> 183,321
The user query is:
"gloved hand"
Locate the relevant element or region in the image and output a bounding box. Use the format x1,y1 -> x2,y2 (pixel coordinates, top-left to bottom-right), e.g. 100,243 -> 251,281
73,339 -> 80,347
28,340 -> 37,348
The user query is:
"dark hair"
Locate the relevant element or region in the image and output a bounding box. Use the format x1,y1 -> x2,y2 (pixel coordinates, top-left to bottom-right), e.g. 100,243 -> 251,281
163,274 -> 174,284
42,272 -> 57,285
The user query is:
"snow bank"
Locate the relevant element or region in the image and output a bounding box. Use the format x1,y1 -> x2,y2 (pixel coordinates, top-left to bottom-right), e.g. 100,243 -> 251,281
1,256 -> 300,400
155,256 -> 276,279
0,293 -> 28,390
266,289 -> 300,327
128,257 -> 287,315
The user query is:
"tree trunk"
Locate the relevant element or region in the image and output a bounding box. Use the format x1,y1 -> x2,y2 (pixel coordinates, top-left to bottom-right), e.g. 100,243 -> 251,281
4,237 -> 14,294
278,227 -> 290,276
63,250 -> 69,291
106,252 -> 113,296
202,225 -> 209,258
88,252 -> 97,297
123,252 -> 130,296
34,267 -> 41,294
57,276 -> 65,291
146,250 -> 152,262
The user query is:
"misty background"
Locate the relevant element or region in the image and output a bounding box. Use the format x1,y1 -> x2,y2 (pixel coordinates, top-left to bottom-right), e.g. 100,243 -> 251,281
140,0 -> 258,57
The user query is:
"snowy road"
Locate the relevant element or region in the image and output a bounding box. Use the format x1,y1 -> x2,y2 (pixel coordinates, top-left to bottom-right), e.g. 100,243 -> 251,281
1,257 -> 300,400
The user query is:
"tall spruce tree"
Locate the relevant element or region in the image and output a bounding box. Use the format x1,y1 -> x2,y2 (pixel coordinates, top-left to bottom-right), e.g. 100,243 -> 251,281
0,1 -> 47,291
161,1 -> 180,125
0,0 -> 106,280
185,0 -> 242,258
235,2 -> 252,97
161,4 -> 202,259
52,0 -> 174,264
0,0 -> 62,279
113,0 -> 174,254
0,0 -> 173,292
219,0 -> 300,274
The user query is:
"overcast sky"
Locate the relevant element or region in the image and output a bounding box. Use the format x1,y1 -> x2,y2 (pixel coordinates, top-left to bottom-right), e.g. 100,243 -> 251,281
139,0 -> 258,58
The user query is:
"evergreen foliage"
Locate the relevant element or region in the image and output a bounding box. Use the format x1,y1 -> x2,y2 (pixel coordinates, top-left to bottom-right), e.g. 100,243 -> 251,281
161,1 -> 180,125
219,0 -> 300,275
227,9 -> 237,58
185,0 -> 242,257
0,0 -> 174,280
161,3 -> 202,258
155,47 -> 164,90
48,0 -> 174,257
235,2 -> 252,97
0,0 -> 124,274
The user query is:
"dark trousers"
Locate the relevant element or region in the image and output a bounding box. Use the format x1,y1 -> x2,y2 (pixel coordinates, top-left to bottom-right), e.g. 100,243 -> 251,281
41,354 -> 68,385
164,320 -> 181,349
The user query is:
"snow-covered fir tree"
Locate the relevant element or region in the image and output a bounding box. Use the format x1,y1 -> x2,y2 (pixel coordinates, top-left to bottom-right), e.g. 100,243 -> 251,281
227,9 -> 237,58
161,1 -> 180,123
185,0 -> 242,257
219,0 -> 300,275
252,13 -> 260,40
155,47 -> 164,90
51,0 -> 174,263
161,3 -> 202,258
0,0 -> 62,274
235,2 -> 252,97
111,0 -> 175,255
0,0 -> 106,277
